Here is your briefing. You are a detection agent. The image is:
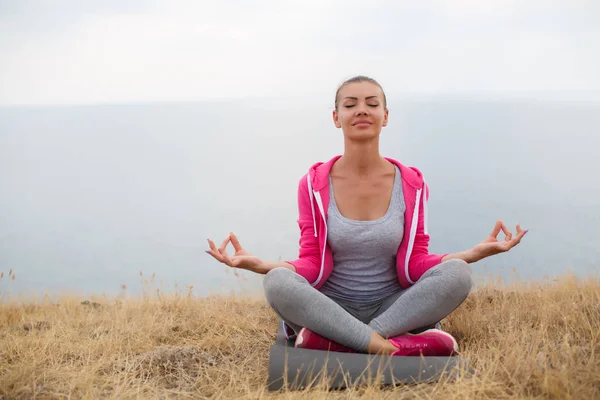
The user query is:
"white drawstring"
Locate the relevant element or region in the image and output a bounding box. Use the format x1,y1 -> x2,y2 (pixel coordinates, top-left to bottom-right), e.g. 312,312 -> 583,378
306,174 -> 317,237
405,188 -> 421,285
423,179 -> 429,235
312,191 -> 327,288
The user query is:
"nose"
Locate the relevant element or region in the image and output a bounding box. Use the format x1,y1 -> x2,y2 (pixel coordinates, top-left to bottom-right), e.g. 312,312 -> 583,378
355,101 -> 369,116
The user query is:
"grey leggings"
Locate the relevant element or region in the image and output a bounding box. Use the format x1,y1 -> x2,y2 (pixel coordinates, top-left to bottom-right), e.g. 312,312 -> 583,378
263,259 -> 473,353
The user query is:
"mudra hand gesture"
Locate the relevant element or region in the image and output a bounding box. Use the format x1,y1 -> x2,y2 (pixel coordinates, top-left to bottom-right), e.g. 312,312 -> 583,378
471,220 -> 528,261
206,233 -> 267,274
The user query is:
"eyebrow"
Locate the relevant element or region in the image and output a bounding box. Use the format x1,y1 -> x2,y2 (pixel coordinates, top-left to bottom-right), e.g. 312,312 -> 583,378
343,96 -> 379,100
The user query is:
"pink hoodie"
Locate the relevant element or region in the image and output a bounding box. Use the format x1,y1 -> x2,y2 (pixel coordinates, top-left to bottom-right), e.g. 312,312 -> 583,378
285,155 -> 448,290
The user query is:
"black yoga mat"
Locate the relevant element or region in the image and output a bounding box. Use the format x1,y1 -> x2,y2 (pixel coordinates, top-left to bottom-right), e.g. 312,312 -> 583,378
266,321 -> 469,391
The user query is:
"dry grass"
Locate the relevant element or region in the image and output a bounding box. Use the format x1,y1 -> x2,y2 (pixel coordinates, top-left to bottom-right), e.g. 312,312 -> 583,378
0,271 -> 599,399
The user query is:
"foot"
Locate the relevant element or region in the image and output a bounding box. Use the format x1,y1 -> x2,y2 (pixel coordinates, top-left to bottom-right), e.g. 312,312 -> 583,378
389,329 -> 459,357
294,328 -> 356,353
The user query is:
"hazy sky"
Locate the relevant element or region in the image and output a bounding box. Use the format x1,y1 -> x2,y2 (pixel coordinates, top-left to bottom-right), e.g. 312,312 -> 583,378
1,0 -> 599,105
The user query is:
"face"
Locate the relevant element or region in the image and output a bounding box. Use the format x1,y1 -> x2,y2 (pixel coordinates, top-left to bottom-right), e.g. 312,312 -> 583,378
333,81 -> 388,141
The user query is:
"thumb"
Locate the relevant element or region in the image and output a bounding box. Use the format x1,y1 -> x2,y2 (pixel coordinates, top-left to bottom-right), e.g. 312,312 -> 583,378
230,232 -> 244,252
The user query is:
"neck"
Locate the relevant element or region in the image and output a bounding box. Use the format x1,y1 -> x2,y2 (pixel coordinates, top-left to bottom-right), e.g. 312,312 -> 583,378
337,137 -> 386,176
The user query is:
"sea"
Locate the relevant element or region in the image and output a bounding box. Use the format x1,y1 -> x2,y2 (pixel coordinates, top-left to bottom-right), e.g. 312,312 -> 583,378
1,96 -> 599,299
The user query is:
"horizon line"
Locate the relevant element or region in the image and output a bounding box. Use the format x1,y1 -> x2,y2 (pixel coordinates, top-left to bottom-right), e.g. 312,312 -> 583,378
2,90 -> 600,108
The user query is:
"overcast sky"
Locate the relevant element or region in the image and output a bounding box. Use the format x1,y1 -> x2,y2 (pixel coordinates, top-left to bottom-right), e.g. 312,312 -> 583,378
1,0 -> 599,105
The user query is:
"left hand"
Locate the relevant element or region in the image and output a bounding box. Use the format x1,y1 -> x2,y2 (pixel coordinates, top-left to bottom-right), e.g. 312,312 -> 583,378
470,220 -> 528,262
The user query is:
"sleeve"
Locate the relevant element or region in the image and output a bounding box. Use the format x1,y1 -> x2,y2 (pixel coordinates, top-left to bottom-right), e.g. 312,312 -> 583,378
284,174 -> 321,284
407,180 -> 449,282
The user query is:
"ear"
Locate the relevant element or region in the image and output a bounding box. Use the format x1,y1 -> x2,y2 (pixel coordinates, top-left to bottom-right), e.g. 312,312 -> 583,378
382,108 -> 389,127
332,110 -> 342,128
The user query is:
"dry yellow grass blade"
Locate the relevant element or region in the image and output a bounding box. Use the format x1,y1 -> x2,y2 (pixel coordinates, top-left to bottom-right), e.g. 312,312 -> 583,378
0,273 -> 598,399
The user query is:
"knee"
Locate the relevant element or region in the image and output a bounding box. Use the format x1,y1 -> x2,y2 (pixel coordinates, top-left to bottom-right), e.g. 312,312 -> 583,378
262,267 -> 297,306
444,259 -> 473,297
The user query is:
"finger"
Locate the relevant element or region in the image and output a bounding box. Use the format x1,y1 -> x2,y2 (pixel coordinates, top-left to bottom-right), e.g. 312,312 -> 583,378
230,232 -> 243,252
218,245 -> 230,259
505,227 -> 528,250
205,248 -> 225,263
208,239 -> 219,253
220,243 -> 238,269
215,245 -> 235,267
505,238 -> 520,251
515,224 -> 529,237
490,220 -> 503,237
500,222 -> 512,242
207,239 -> 227,263
513,225 -> 528,242
512,224 -> 522,242
218,234 -> 231,253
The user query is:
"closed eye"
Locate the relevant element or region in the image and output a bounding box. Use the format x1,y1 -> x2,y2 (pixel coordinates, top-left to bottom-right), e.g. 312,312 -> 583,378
344,104 -> 379,108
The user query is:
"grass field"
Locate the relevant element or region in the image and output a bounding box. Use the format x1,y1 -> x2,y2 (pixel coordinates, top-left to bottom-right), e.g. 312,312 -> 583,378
1,270 -> 598,399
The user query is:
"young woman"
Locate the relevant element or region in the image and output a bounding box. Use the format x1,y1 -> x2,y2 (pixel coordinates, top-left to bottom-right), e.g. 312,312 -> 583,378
207,76 -> 528,357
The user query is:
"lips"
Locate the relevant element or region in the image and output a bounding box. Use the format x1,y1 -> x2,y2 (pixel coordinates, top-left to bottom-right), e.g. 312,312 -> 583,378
352,120 -> 372,126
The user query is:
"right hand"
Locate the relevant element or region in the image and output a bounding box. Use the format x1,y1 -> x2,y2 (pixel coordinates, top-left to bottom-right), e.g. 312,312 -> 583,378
206,233 -> 264,273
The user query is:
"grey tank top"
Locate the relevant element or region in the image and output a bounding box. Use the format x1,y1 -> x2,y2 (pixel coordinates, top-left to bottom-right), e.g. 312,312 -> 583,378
320,165 -> 406,305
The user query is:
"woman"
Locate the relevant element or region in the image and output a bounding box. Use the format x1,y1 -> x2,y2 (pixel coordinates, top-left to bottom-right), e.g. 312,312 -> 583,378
206,76 -> 527,357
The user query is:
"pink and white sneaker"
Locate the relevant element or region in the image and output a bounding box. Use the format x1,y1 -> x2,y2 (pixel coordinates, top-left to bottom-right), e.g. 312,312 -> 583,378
294,328 -> 356,353
389,329 -> 459,357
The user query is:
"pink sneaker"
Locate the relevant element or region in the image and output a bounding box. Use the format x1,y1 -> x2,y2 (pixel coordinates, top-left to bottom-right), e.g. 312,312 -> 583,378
389,329 -> 459,357
294,328 -> 356,353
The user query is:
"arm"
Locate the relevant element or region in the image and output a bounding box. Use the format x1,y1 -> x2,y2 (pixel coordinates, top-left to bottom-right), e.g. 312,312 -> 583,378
441,250 -> 479,264
261,260 -> 296,273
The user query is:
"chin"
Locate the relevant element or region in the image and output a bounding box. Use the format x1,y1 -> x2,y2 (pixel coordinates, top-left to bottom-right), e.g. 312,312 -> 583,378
344,127 -> 380,142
